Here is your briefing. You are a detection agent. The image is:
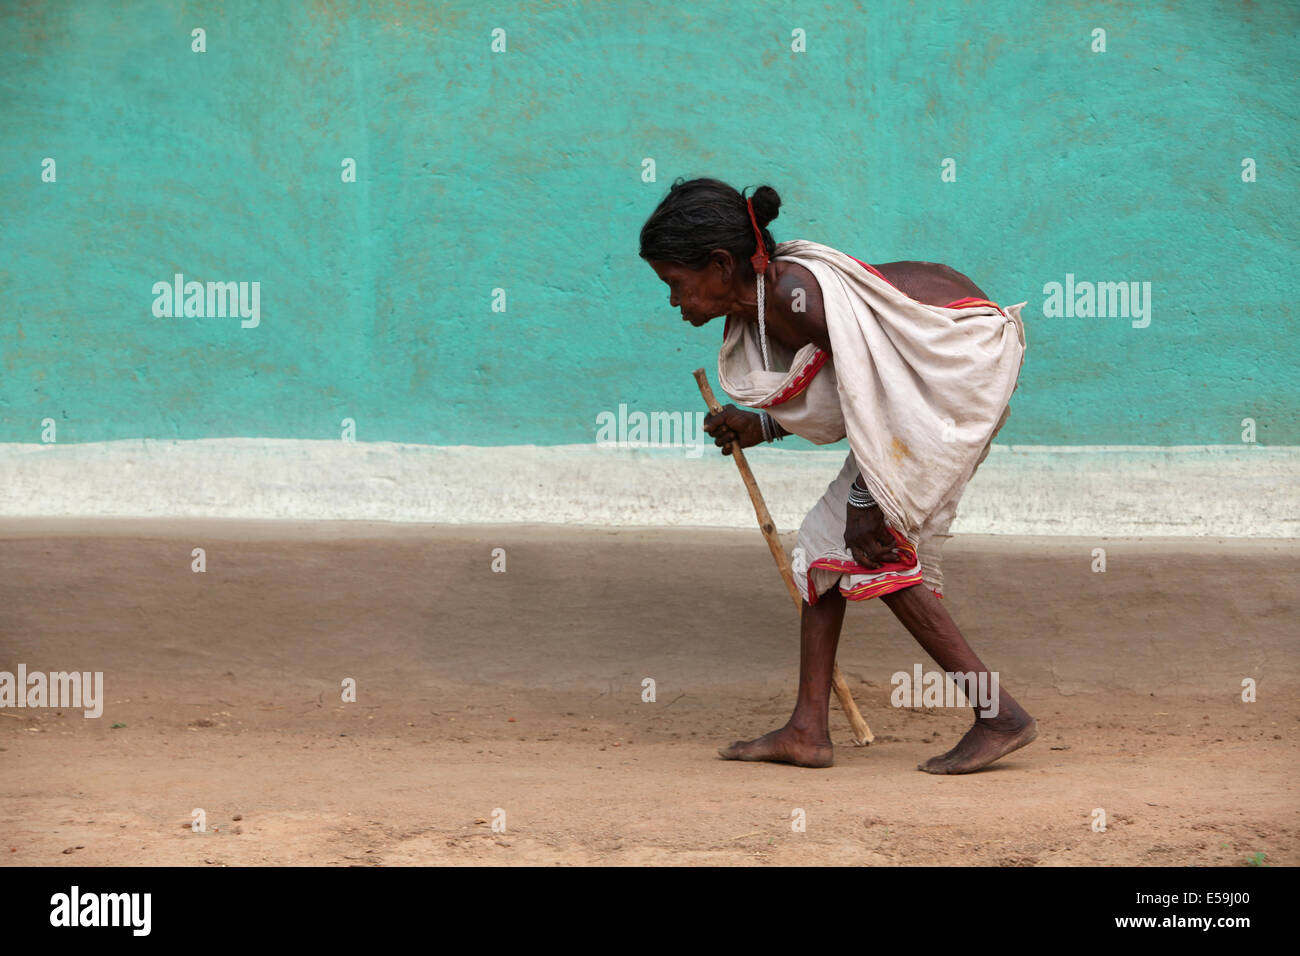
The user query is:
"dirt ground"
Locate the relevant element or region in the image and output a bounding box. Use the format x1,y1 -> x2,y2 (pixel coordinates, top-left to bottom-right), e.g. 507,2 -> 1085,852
1,520 -> 1295,866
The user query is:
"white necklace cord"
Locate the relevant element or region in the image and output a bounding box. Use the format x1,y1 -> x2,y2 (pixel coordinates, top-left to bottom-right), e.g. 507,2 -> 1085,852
756,272 -> 771,372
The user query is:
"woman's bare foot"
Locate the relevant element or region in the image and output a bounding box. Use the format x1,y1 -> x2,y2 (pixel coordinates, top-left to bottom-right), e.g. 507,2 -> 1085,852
918,716 -> 1039,774
718,724 -> 834,768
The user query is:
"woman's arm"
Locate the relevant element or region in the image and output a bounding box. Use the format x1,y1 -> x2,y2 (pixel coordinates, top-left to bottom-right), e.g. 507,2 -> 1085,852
769,262 -> 832,353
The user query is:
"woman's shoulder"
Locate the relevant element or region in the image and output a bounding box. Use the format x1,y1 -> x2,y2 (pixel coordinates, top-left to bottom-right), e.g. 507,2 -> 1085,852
770,260 -> 831,353
773,259 -> 822,304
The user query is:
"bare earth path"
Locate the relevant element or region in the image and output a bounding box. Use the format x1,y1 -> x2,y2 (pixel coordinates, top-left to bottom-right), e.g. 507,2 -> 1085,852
1,521 -> 1295,866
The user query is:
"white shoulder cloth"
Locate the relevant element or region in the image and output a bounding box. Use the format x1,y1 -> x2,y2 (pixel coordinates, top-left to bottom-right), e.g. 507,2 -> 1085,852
718,238 -> 1026,538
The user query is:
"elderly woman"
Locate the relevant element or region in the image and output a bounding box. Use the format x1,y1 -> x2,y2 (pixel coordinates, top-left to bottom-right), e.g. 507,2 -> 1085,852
640,177 -> 1038,773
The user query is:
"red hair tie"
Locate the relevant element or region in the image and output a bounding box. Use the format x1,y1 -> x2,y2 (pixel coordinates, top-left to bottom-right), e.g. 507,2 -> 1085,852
746,194 -> 770,276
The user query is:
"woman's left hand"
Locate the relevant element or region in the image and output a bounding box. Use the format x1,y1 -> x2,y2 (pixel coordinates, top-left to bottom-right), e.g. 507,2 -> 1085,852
844,503 -> 901,569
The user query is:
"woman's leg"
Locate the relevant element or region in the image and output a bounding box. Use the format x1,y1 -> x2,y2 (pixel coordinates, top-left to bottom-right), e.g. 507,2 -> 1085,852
717,586 -> 847,768
880,584 -> 1038,773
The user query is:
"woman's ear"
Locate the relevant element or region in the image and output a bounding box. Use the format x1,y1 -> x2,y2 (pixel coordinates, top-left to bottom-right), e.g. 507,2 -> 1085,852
709,248 -> 734,283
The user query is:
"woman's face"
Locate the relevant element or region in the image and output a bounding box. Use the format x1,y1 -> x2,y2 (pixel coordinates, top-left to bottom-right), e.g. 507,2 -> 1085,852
648,255 -> 736,327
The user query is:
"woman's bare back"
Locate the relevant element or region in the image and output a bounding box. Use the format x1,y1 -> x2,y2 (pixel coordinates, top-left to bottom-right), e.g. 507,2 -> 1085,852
870,260 -> 989,305
766,259 -> 992,354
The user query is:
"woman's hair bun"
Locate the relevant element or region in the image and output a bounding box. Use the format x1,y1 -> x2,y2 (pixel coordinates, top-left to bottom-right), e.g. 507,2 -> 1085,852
639,177 -> 782,270
749,185 -> 781,228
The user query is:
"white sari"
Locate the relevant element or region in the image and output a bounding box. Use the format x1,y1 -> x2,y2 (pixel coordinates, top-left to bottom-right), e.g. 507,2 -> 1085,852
717,239 -> 1025,600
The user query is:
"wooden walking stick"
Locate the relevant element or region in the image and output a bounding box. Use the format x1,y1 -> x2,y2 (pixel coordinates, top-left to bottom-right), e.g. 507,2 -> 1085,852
693,368 -> 874,745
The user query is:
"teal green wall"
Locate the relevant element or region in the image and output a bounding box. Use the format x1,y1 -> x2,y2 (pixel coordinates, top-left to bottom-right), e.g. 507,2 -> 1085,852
2,0 -> 1296,446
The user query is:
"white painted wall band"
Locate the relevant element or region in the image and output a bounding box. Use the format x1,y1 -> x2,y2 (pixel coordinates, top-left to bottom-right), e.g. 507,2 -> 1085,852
1,440 -> 1296,537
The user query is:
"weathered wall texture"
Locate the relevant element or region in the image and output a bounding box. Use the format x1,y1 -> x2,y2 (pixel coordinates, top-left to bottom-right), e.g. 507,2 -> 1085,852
2,1 -> 1295,450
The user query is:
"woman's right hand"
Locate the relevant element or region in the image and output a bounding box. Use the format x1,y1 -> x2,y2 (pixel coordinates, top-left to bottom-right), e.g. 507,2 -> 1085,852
703,405 -> 764,455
